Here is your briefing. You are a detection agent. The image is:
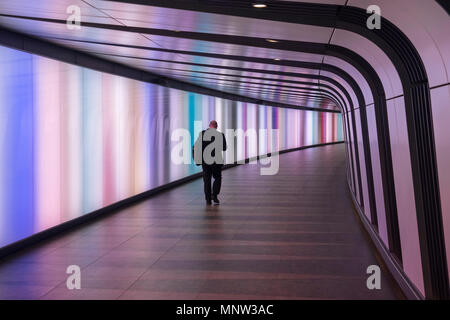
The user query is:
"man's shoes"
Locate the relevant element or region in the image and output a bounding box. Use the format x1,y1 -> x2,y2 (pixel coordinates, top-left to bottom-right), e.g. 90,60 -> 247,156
212,196 -> 220,205
206,199 -> 212,205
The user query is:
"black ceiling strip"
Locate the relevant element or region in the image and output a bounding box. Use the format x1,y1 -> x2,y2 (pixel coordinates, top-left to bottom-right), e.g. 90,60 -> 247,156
1,13 -> 332,56
0,27 -> 341,114
178,73 -> 325,96
86,52 -> 348,107
187,74 -> 346,110
195,81 -> 338,106
93,50 -> 358,109
92,50 -> 356,114
174,71 -> 322,91
0,13 -> 372,111
46,37 -> 352,105
0,13 -> 370,98
47,38 -> 325,90
148,66 -> 348,109
151,72 -> 342,104
93,51 -> 354,120
117,61 -> 349,110
52,37 -> 346,106
192,82 -> 341,109
47,36 -> 316,67
168,73 -> 339,105
171,68 -> 321,87
201,84 -> 332,104
146,64 -> 319,86
182,74 -> 332,98
91,47 -> 344,97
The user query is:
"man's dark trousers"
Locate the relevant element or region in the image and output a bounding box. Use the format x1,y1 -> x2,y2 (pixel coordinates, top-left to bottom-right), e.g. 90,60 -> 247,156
202,164 -> 222,201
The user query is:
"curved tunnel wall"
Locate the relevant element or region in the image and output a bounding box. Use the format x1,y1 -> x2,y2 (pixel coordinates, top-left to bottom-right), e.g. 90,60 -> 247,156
335,1 -> 450,299
0,44 -> 343,251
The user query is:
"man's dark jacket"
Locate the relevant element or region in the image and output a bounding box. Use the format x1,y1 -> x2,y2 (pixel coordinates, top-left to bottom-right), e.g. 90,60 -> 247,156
192,129 -> 227,166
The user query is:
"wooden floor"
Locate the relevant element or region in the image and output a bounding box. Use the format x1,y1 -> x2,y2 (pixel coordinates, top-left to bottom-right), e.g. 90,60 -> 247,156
0,144 -> 404,299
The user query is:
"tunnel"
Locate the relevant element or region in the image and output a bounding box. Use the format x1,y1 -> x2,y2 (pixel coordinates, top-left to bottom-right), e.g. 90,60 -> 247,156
0,0 -> 449,301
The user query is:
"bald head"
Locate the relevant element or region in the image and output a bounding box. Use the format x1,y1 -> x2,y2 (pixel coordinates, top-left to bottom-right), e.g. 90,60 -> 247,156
209,120 -> 218,129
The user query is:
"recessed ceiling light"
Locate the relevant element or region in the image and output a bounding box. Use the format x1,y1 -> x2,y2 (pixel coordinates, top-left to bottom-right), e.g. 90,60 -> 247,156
266,39 -> 278,43
252,3 -> 267,8
274,58 -> 281,61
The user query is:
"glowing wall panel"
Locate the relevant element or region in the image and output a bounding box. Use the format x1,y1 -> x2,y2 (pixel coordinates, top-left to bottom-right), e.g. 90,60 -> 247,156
0,45 -> 343,249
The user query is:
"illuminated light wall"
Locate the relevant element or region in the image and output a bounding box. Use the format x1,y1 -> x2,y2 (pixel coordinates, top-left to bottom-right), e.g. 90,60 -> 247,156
0,45 -> 343,249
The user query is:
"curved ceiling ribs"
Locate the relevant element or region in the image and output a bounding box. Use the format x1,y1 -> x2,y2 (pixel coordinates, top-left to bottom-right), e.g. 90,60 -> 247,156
50,38 -> 350,107
95,52 -> 350,109
0,28 -> 338,114
0,13 -> 339,111
338,4 -> 450,300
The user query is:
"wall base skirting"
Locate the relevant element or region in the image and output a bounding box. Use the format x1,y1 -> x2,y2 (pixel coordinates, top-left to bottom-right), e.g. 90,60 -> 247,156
347,183 -> 424,300
0,141 -> 343,260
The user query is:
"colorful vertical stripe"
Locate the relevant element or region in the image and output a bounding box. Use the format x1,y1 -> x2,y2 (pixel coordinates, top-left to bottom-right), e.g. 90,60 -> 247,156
0,45 -> 343,248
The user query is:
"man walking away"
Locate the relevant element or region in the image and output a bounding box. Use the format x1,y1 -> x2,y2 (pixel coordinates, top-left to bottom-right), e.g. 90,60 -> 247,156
193,120 -> 227,205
